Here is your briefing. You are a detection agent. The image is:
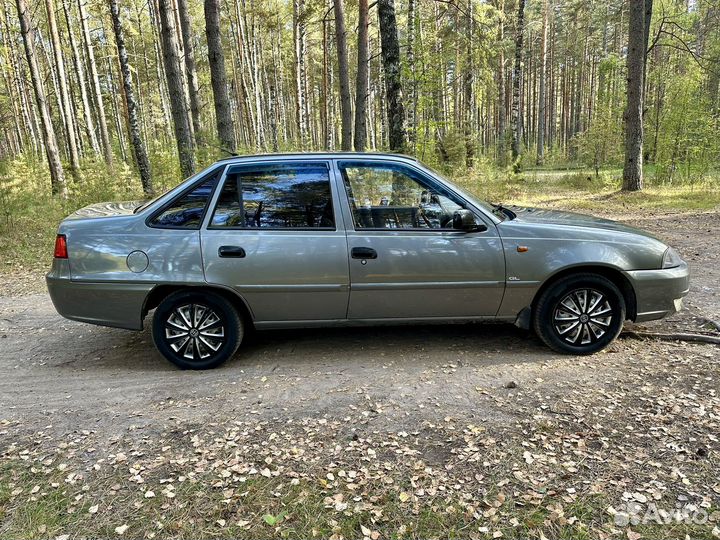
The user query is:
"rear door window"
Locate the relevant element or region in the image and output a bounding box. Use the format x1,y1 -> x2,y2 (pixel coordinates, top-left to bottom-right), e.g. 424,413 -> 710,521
210,163 -> 335,229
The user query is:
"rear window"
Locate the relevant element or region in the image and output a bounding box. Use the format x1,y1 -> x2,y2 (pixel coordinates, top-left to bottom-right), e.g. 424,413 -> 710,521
149,168 -> 223,229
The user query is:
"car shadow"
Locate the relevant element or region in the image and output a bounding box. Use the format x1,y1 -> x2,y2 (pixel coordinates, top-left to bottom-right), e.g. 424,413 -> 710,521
224,321 -> 553,370
35,318 -> 554,374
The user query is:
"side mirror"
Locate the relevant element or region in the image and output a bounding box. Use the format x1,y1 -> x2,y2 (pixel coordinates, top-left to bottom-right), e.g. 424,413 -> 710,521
453,209 -> 487,232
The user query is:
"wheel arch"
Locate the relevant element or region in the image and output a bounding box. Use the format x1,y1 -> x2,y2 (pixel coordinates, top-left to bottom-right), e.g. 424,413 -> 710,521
142,284 -> 255,328
529,264 -> 637,323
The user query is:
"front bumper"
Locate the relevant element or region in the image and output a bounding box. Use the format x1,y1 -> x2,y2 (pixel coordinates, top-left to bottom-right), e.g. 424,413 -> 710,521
625,261 -> 690,322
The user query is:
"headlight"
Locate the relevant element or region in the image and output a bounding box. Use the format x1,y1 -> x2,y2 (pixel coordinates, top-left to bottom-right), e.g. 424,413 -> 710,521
662,247 -> 682,269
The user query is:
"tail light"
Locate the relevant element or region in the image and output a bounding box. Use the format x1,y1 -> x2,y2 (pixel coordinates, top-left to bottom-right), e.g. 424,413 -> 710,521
54,234 -> 68,259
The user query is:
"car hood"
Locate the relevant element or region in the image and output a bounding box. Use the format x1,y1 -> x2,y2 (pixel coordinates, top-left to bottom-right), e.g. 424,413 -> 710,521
65,201 -> 144,220
506,205 -> 661,239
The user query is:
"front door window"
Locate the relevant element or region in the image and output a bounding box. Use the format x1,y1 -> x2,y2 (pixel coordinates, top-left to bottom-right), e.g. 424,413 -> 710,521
339,162 -> 475,230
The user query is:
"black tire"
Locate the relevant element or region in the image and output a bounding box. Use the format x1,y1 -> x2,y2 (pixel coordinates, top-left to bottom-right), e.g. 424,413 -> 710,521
533,273 -> 625,355
152,290 -> 243,369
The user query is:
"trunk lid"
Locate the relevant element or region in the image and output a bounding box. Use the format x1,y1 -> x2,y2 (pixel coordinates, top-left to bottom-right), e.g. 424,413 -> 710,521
64,201 -> 144,220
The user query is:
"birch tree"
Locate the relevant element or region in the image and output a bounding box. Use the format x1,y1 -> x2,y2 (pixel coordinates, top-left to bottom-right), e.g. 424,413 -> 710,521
293,0 -> 308,148
109,0 -> 153,195
45,0 -> 81,178
62,0 -> 99,156
79,0 -> 113,165
16,0 -> 66,196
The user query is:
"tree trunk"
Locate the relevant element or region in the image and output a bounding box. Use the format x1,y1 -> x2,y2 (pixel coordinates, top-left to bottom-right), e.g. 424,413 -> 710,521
463,0 -> 474,167
0,3 -> 29,153
406,0 -> 417,150
293,0 -> 308,148
510,0 -> 525,163
176,0 -> 201,141
16,0 -> 67,196
4,0 -> 41,155
109,0 -> 153,194
333,0 -> 352,151
79,0 -> 113,165
622,0 -> 650,191
495,0 -> 506,161
354,0 -> 369,151
204,0 -> 235,153
536,0 -> 548,165
62,0 -> 100,157
148,0 -> 173,141
45,0 -> 81,179
158,0 -> 195,178
377,0 -> 405,153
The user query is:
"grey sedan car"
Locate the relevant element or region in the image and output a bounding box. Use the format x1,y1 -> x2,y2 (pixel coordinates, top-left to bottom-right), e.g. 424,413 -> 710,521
47,153 -> 689,369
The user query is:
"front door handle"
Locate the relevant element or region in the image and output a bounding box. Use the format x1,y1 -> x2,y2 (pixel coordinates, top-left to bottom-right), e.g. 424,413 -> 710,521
218,246 -> 246,258
351,247 -> 377,259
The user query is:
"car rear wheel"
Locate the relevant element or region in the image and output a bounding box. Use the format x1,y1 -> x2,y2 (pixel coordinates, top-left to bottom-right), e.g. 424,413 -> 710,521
152,290 -> 243,369
533,273 -> 625,355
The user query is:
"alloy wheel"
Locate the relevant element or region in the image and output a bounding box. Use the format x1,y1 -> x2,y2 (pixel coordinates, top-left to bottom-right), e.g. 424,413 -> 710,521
164,303 -> 225,361
552,288 -> 613,345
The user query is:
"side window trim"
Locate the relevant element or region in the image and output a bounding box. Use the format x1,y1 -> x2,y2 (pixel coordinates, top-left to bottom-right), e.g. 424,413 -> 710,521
206,160 -> 337,231
146,165 -> 225,230
337,160 -> 478,233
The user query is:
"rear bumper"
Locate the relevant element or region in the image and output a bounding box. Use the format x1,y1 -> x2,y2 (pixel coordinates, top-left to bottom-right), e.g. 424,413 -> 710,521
625,262 -> 690,322
46,264 -> 153,330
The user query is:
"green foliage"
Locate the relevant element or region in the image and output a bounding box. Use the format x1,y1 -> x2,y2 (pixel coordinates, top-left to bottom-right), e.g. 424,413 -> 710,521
574,101 -> 624,174
434,130 -> 470,168
652,65 -> 719,185
262,510 -> 288,527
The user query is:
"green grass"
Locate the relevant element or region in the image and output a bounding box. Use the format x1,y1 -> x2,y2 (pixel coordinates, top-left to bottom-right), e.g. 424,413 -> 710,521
453,166 -> 720,214
2,458 -> 715,539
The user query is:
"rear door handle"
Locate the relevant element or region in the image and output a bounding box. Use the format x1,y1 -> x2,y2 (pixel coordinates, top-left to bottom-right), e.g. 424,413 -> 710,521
218,246 -> 246,258
351,247 -> 377,259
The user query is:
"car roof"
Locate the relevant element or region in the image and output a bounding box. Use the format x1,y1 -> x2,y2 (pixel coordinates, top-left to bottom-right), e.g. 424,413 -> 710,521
216,151 -> 419,164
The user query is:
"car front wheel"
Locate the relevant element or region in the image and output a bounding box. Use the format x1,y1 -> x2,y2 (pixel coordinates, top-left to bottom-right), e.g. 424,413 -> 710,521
533,273 -> 626,355
152,290 -> 243,369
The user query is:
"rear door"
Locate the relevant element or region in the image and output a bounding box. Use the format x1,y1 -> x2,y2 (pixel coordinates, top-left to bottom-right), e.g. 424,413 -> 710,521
336,159 -> 506,320
201,161 -> 350,324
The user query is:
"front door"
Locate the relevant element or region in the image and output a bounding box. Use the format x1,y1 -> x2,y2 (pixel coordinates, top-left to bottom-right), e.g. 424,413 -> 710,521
337,160 -> 506,320
201,161 -> 349,323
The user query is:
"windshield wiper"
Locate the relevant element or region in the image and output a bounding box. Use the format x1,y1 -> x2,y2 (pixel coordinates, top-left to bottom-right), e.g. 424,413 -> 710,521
491,203 -> 516,220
